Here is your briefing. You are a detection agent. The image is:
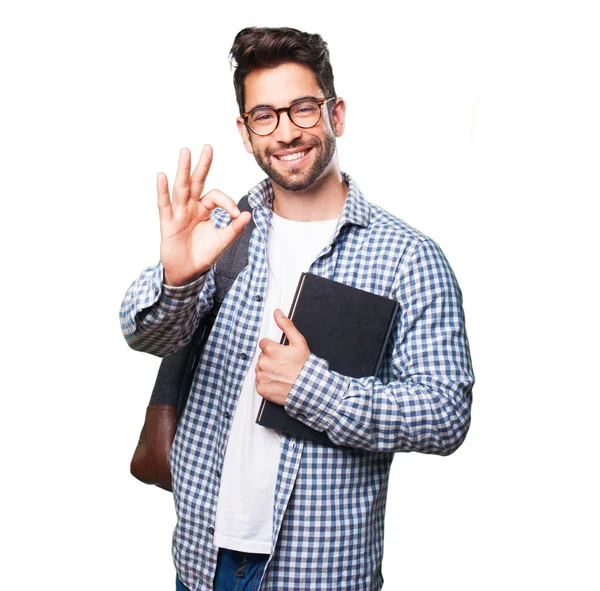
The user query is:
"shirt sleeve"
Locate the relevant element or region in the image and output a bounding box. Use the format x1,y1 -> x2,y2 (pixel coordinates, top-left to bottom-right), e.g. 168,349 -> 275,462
119,261 -> 215,357
284,238 -> 474,455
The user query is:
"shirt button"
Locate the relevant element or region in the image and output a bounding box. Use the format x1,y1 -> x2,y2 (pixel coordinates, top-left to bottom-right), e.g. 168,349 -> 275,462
216,470 -> 221,477
224,411 -> 231,419
255,295 -> 262,302
240,353 -> 248,360
154,288 -> 159,295
209,527 -> 215,535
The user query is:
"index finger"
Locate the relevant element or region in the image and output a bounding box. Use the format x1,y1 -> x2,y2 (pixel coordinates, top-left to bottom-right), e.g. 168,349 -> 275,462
199,189 -> 241,219
190,144 -> 213,200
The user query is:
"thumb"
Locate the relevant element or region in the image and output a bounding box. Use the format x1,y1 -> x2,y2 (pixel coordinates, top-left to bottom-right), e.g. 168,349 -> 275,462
219,210 -> 252,247
274,309 -> 305,346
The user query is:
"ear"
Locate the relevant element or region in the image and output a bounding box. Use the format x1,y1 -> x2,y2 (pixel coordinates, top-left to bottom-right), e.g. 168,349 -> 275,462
236,117 -> 254,154
331,97 -> 346,138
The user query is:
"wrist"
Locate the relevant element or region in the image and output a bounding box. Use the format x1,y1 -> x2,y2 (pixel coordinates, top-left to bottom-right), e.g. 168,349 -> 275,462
163,267 -> 209,287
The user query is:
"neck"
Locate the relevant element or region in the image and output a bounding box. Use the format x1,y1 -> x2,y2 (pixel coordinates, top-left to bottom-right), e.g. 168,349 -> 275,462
270,164 -> 347,222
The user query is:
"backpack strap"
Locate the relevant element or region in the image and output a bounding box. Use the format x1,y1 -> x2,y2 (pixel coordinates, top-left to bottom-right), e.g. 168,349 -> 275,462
133,195 -> 256,490
174,195 -> 255,419
148,195 -> 255,413
214,194 -> 255,302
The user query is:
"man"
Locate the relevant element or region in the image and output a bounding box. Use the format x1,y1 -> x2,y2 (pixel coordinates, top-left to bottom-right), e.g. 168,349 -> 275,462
120,27 -> 474,591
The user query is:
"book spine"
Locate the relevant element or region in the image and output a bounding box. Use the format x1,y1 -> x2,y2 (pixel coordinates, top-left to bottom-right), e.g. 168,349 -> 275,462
281,272 -> 307,345
373,302 -> 400,376
257,398 -> 267,422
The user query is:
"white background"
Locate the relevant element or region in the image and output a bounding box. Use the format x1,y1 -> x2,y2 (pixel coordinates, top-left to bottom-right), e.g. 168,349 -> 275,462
1,0 -> 598,589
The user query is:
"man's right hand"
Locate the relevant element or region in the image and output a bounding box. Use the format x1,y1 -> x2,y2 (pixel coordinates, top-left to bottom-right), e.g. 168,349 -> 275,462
157,145 -> 252,287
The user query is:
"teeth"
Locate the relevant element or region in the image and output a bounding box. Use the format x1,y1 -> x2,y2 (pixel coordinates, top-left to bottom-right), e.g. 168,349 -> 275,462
277,150 -> 306,161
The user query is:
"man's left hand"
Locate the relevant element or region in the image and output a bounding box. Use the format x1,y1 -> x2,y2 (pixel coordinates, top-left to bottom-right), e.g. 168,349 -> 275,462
256,309 -> 311,406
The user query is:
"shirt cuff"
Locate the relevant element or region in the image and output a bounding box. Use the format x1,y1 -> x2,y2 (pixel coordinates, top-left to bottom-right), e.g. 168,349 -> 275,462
160,265 -> 209,300
284,353 -> 350,432
153,262 -> 210,302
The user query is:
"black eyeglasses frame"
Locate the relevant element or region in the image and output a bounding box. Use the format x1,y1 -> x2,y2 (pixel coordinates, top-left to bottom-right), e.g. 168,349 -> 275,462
242,97 -> 337,136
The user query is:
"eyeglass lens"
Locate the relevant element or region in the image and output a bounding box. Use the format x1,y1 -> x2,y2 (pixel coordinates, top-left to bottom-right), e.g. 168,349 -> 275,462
248,100 -> 321,134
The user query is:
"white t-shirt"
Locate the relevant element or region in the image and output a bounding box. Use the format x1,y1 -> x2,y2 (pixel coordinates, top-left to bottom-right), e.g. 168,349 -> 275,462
213,211 -> 338,553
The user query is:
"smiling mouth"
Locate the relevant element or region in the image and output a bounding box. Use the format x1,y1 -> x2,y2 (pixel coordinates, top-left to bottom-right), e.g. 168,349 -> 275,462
273,148 -> 312,162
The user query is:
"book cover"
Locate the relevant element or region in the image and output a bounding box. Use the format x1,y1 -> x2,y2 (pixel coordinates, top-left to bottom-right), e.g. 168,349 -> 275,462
256,273 -> 399,447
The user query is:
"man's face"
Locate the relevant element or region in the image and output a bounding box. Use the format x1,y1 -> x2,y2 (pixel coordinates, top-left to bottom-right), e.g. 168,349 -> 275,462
237,62 -> 344,192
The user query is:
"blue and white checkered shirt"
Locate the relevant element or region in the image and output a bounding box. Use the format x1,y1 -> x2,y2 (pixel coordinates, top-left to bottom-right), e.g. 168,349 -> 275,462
120,173 -> 474,591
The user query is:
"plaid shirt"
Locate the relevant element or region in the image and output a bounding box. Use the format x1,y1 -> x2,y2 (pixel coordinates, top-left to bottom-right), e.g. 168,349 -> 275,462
120,173 -> 474,591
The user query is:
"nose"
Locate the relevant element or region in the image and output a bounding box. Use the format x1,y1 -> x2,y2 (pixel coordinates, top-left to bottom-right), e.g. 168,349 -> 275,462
272,111 -> 302,144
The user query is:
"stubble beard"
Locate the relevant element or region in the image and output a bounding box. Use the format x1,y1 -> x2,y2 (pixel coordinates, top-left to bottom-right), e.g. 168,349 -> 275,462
253,132 -> 337,192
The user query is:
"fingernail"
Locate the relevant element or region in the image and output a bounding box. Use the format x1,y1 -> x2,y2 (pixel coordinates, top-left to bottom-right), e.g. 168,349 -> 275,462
234,207 -> 241,216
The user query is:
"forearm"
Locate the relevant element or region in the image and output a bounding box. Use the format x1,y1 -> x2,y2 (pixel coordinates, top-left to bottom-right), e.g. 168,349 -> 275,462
119,261 -> 213,357
285,353 -> 473,454
285,237 -> 474,454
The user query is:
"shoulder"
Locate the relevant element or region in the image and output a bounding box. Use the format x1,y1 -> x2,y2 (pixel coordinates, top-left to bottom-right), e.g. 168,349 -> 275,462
343,173 -> 433,261
359,202 -> 459,302
357,198 -> 439,271
366,204 -> 458,295
367,201 -> 428,241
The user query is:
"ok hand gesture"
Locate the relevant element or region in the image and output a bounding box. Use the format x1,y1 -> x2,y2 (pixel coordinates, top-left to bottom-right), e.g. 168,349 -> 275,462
158,146 -> 251,286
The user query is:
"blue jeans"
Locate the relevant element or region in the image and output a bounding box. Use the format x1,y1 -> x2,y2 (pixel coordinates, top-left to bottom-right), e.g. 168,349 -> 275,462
176,548 -> 269,591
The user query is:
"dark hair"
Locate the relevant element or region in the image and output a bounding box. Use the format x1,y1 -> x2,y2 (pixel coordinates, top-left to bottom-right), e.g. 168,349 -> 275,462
229,27 -> 336,118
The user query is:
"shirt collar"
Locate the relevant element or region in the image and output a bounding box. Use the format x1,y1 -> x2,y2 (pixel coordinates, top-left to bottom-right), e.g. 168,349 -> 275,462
246,172 -> 370,229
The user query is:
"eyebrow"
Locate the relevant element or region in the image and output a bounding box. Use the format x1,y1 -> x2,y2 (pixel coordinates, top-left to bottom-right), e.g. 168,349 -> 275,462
247,95 -> 323,112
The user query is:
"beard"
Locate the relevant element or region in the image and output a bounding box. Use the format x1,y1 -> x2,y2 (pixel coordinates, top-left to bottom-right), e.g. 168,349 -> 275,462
252,132 -> 337,192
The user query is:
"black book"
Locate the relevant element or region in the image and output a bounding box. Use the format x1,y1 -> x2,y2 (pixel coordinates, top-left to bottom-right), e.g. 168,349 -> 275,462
255,272 -> 400,447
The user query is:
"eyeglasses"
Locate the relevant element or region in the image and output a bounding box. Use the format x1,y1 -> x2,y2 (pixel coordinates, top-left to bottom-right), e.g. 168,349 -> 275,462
242,97 -> 336,136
